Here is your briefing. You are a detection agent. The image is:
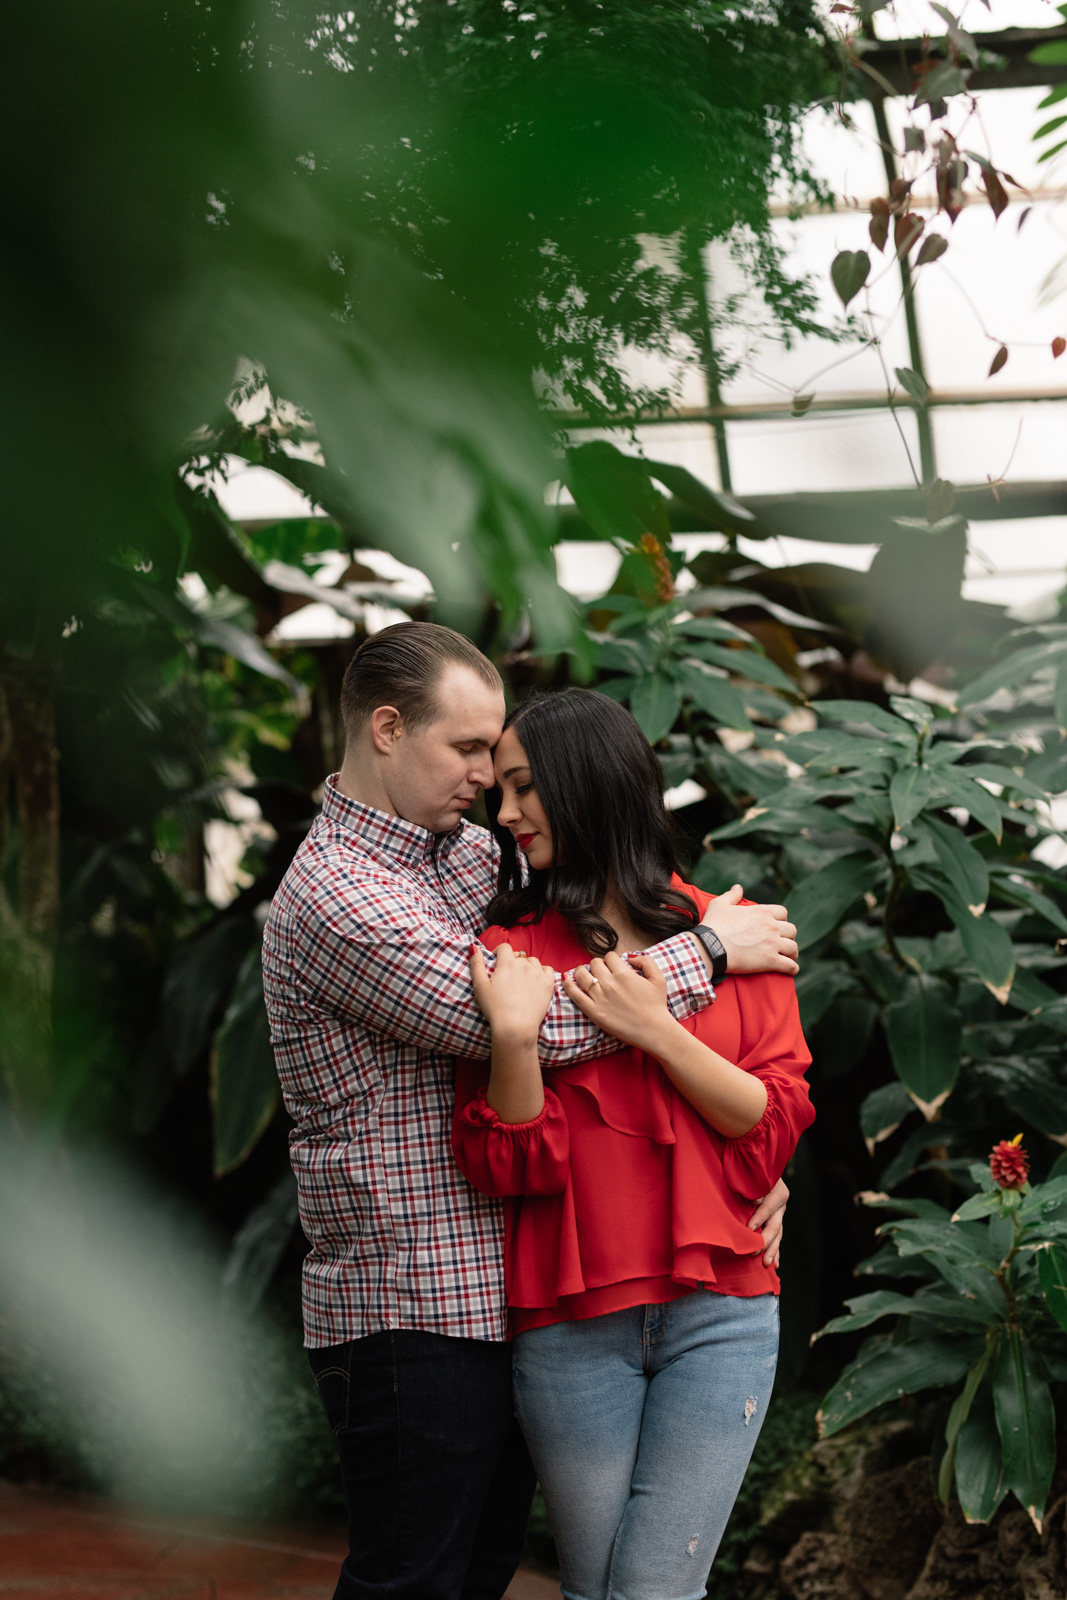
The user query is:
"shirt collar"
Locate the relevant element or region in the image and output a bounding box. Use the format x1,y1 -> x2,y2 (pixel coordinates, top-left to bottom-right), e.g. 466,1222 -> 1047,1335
321,775 -> 465,870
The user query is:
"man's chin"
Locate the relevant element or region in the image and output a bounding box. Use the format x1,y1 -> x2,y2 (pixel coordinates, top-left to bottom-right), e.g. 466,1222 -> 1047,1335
433,806 -> 468,833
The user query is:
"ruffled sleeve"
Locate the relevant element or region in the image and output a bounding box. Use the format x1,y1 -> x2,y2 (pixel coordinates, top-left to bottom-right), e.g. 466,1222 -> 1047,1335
719,971 -> 814,1198
452,1065 -> 570,1197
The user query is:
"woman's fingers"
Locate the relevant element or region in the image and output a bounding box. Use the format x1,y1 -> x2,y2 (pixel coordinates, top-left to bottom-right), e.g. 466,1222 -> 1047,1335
748,1177 -> 789,1265
469,943 -> 491,1012
563,972 -> 598,1014
627,951 -> 666,989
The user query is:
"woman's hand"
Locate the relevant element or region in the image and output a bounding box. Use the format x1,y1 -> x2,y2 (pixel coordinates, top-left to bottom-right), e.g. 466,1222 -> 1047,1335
568,950 -> 768,1138
470,943 -> 555,1043
562,951 -> 677,1054
748,1176 -> 789,1269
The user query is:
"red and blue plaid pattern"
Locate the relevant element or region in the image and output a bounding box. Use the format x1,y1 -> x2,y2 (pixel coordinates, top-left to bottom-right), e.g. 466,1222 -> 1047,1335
263,777 -> 715,1346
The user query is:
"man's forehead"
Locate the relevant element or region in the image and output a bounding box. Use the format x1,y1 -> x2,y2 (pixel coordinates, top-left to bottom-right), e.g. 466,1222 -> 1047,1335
431,664 -> 505,737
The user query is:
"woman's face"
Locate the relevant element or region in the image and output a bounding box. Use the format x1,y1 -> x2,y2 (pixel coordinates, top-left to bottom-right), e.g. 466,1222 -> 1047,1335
493,725 -> 555,871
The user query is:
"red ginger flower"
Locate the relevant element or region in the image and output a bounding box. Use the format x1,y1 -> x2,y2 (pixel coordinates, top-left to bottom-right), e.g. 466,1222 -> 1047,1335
639,533 -> 675,604
989,1134 -> 1029,1190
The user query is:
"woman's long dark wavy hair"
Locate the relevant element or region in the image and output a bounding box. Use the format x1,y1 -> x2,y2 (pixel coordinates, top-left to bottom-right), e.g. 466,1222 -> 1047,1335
484,688 -> 699,956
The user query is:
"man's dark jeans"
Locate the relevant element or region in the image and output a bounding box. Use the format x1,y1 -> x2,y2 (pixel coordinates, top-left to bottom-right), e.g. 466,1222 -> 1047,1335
309,1329 -> 536,1600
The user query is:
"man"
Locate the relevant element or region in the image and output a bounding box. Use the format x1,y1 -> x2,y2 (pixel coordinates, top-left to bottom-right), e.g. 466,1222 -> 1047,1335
263,621 -> 799,1600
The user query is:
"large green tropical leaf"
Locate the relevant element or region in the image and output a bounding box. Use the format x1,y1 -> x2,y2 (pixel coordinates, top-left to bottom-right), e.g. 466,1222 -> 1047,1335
564,442 -> 670,543
1019,1175 -> 1067,1223
818,1332 -> 984,1437
813,1286 -> 988,1342
708,796 -> 864,843
988,870 -> 1067,938
956,1378 -> 1008,1523
957,763 -> 1049,803
210,948 -> 280,1177
816,701 -> 917,745
932,771 -> 1004,841
879,1217 -> 1004,1312
136,915 -> 257,1131
889,764 -> 936,829
675,661 -> 752,730
1037,1244 -> 1067,1333
972,1059 -> 1067,1141
957,640 -> 1067,709
683,640 -> 796,694
644,459 -> 776,541
789,853 -> 886,950
883,973 -> 961,1113
859,1080 -> 915,1150
938,1342 -> 994,1503
993,1327 -> 1056,1529
918,815 -> 989,915
629,673 -> 683,743
783,728 -> 899,772
909,867 -> 1015,1001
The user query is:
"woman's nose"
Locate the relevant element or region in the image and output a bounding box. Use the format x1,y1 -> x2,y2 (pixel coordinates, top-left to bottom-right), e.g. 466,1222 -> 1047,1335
496,791 -> 519,825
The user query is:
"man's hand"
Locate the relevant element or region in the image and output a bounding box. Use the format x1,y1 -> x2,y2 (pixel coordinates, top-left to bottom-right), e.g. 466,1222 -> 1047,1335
701,884 -> 799,976
748,1176 -> 789,1268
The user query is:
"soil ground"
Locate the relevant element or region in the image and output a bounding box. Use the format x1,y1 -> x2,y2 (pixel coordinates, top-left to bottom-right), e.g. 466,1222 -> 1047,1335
0,1479 -> 559,1600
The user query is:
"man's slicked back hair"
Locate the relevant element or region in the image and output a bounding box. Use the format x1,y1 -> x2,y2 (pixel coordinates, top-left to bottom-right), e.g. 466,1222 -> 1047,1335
340,621 -> 502,738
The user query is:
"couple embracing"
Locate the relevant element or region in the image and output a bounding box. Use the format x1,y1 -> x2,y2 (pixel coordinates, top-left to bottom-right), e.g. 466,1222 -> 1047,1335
263,621 -> 813,1600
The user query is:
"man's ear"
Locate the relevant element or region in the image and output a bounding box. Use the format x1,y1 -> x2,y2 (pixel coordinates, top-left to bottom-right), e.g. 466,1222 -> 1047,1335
368,704 -> 404,755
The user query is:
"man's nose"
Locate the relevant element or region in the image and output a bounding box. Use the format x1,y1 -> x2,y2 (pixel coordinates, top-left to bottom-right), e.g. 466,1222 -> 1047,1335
471,753 -> 496,790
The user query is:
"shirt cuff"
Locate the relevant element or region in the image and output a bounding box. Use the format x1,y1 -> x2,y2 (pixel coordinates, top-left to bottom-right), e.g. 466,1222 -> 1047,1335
723,1085 -> 776,1146
652,931 -> 716,1021
465,1087 -> 557,1135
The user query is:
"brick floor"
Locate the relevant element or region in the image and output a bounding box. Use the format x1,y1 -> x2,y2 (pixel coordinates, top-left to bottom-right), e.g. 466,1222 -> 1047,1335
0,1480 -> 559,1599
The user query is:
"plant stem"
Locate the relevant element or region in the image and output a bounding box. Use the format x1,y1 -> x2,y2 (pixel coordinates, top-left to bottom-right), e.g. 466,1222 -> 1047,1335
883,862 -> 909,972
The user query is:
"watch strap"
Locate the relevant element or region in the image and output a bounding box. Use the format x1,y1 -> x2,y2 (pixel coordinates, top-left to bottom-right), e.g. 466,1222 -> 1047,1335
692,923 -> 728,980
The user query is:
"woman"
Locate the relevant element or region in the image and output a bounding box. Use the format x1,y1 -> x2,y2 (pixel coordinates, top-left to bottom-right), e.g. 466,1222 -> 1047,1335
451,689 -> 813,1600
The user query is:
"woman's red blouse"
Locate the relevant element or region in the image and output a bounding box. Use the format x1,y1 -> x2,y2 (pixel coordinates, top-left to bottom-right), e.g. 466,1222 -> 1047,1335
451,881 -> 814,1334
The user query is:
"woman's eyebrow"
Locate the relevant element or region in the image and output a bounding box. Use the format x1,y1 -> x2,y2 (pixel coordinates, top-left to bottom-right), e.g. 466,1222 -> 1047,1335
500,765 -> 531,780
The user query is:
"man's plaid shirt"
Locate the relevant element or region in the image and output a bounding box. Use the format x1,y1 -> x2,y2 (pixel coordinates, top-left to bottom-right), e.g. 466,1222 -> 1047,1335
263,777 -> 716,1347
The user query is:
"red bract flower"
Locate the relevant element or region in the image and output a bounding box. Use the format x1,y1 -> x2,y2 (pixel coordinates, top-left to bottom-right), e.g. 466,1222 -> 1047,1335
989,1136 -> 1029,1190
639,533 -> 675,604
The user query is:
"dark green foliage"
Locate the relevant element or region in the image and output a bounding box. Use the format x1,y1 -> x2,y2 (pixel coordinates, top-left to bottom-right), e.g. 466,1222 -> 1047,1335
815,1167 -> 1067,1531
2,1 -> 1063,1542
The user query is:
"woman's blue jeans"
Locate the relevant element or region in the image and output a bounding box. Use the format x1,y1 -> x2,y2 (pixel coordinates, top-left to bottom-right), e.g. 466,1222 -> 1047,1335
512,1291 -> 779,1600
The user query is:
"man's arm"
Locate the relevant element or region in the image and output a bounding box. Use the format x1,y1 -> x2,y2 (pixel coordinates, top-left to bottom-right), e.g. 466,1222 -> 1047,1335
268,859 -> 794,1068
266,864 -> 633,1065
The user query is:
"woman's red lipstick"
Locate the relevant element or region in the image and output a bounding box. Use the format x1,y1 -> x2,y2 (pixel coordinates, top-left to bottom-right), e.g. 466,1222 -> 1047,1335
515,833 -> 537,849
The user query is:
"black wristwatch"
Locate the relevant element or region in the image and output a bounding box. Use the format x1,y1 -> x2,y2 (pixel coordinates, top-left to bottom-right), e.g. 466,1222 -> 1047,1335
692,924 -> 728,980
